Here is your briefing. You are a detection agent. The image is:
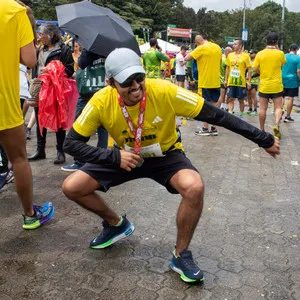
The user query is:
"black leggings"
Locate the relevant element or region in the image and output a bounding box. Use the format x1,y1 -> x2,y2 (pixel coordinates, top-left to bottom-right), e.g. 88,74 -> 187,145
34,107 -> 66,152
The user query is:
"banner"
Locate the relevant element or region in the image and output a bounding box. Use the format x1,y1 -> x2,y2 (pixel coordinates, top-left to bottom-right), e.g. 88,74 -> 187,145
167,27 -> 192,38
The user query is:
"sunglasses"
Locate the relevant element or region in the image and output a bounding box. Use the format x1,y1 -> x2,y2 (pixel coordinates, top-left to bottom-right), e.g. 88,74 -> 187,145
118,73 -> 145,88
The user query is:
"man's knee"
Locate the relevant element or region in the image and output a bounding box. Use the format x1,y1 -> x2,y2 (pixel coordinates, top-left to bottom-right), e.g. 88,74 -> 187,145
181,178 -> 204,200
62,176 -> 82,200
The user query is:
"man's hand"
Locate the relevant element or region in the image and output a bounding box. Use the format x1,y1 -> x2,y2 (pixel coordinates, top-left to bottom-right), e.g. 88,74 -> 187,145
120,150 -> 142,171
264,137 -> 280,158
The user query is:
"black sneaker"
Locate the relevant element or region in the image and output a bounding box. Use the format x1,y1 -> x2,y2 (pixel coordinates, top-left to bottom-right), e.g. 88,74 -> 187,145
90,216 -> 135,249
170,249 -> 204,283
284,116 -> 294,123
209,127 -> 218,136
26,127 -> 31,140
195,127 -> 210,136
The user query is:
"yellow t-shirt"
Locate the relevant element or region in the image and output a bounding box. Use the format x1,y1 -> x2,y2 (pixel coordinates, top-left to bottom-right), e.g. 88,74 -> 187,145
190,42 -> 222,88
226,52 -> 251,87
0,0 -> 34,130
252,49 -> 286,94
74,79 -> 204,154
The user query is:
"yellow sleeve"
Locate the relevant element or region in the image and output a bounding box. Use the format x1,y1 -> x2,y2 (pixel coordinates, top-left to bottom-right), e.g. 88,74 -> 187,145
225,54 -> 231,66
245,54 -> 251,68
18,10 -> 34,48
73,96 -> 102,137
167,84 -> 204,118
190,47 -> 201,60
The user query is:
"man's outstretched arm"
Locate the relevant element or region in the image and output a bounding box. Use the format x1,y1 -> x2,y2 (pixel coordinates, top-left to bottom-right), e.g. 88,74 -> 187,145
194,101 -> 280,157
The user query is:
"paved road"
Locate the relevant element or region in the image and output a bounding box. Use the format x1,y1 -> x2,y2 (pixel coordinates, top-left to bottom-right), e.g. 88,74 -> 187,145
0,102 -> 299,299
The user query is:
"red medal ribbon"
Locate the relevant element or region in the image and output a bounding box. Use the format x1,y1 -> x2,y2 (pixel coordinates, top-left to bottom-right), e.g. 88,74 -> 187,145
118,93 -> 146,155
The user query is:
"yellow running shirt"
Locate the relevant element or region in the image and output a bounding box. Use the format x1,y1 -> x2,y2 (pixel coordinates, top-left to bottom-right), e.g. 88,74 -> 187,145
190,42 -> 222,88
74,79 -> 204,153
226,52 -> 251,87
0,0 -> 34,130
252,48 -> 286,94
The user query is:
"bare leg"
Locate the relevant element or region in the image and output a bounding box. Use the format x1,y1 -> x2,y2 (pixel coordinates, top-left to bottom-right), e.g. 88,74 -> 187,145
0,125 -> 34,216
259,97 -> 268,131
238,99 -> 245,113
227,97 -> 235,113
247,90 -> 253,110
251,89 -> 258,110
22,101 -> 30,119
170,169 -> 204,255
286,96 -> 294,117
27,111 -> 36,129
62,171 -> 120,225
273,96 -> 283,125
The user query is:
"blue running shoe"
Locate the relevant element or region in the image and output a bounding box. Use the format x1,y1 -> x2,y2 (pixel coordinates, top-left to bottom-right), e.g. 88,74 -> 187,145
170,249 -> 204,283
23,202 -> 55,230
61,162 -> 84,172
90,216 -> 135,249
0,171 -> 8,190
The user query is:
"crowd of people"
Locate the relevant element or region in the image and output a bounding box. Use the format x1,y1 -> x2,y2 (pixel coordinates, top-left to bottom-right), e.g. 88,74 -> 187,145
142,34 -> 300,140
2,0 -> 299,284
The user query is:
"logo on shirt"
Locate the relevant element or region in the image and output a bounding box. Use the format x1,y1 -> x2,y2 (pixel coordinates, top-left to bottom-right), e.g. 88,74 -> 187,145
152,116 -> 163,124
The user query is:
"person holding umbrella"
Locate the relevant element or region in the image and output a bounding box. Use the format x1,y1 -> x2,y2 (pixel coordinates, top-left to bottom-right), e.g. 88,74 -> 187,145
61,48 -> 280,283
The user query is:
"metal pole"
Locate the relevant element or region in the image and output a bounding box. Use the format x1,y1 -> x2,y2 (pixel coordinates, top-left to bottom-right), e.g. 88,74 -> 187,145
242,0 -> 246,50
281,0 -> 286,50
243,0 -> 246,29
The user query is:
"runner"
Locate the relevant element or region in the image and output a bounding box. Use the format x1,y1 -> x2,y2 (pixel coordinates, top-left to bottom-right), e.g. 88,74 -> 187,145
224,39 -> 251,116
252,32 -> 286,139
143,38 -> 169,78
184,34 -> 222,136
175,45 -> 188,88
282,44 -> 300,123
62,48 -> 280,283
247,49 -> 259,116
219,46 -> 233,111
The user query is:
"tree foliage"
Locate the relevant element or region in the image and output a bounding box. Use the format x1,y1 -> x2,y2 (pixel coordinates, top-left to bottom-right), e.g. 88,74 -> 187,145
23,0 -> 300,51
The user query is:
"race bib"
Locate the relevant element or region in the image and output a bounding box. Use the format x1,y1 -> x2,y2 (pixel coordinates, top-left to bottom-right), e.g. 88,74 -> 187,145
124,143 -> 165,158
230,69 -> 240,78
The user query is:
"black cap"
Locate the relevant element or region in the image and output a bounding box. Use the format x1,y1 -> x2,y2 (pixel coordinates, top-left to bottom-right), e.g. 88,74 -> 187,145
289,44 -> 299,51
149,38 -> 157,47
266,32 -> 278,45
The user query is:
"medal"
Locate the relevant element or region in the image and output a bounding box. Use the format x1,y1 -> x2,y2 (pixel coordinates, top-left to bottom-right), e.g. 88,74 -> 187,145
118,94 -> 146,167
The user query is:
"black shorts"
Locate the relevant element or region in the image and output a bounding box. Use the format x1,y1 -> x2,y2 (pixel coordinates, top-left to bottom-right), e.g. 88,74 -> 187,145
283,87 -> 299,97
227,86 -> 247,100
250,84 -> 258,91
200,88 -> 220,102
258,91 -> 283,99
176,75 -> 186,82
80,150 -> 198,194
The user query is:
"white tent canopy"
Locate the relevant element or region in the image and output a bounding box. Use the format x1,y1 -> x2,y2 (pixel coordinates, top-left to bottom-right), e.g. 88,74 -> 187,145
139,39 -> 180,54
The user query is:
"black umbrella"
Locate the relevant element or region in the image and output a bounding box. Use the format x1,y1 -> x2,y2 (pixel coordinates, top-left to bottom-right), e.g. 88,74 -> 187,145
56,1 -> 140,57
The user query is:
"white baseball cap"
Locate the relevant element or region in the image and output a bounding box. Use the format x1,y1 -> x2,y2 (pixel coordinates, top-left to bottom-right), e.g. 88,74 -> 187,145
105,48 -> 145,84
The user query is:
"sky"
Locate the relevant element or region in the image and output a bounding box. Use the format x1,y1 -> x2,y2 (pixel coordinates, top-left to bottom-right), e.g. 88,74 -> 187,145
183,0 -> 300,13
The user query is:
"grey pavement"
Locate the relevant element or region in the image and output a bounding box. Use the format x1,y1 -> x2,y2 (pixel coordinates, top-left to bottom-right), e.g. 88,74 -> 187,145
0,101 -> 300,300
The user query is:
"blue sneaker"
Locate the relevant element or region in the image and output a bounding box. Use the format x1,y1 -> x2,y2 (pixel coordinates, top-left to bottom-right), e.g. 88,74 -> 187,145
61,162 -> 84,172
23,202 -> 55,230
170,249 -> 204,283
5,168 -> 14,184
90,215 -> 135,249
0,170 -> 8,190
